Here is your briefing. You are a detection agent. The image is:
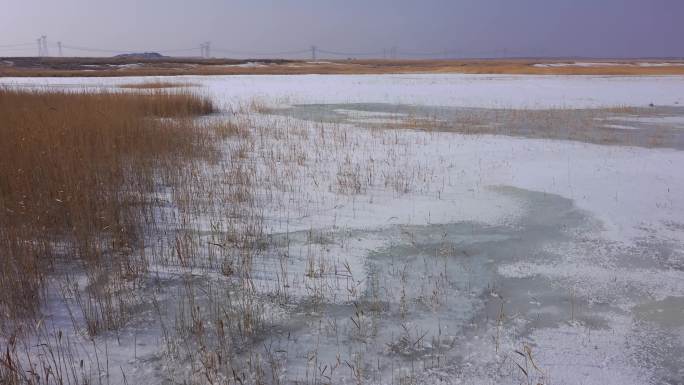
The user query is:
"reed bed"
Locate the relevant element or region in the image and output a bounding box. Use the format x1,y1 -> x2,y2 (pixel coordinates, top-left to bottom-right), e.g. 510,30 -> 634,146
0,87 -> 215,327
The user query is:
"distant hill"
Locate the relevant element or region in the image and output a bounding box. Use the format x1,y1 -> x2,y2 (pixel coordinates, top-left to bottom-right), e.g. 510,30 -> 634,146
114,52 -> 165,59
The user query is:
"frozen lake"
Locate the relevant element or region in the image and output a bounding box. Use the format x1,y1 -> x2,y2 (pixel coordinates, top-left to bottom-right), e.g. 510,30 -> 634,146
3,73 -> 684,109
3,74 -> 684,385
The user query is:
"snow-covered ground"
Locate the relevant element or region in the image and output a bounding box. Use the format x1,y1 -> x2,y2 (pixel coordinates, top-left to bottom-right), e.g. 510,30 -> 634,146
3,73 -> 684,109
2,74 -> 684,385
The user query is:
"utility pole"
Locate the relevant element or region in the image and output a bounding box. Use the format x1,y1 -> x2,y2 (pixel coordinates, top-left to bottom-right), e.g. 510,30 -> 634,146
311,45 -> 317,61
57,41 -> 63,57
41,35 -> 48,57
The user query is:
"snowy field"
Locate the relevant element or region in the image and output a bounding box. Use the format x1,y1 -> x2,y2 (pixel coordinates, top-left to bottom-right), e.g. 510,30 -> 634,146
2,74 -> 684,384
4,73 -> 684,109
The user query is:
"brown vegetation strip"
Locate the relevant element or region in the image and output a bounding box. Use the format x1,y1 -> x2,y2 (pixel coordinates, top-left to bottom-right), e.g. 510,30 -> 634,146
2,58 -> 684,77
0,87 -> 215,326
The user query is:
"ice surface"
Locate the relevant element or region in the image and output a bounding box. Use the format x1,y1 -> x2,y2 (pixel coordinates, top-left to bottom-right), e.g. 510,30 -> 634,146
607,115 -> 684,128
3,74 -> 684,384
3,73 -> 684,109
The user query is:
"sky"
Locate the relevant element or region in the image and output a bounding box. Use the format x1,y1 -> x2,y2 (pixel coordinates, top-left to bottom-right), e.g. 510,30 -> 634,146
1,0 -> 682,59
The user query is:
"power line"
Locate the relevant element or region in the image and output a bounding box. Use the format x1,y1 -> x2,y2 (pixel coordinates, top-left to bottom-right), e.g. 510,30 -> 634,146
2,40 -> 311,58
397,50 -> 450,57
0,38 -> 451,59
158,47 -> 201,53
211,47 -> 310,56
0,42 -> 35,48
317,48 -> 385,57
59,44 -> 126,54
0,47 -> 37,52
57,44 -> 201,57
0,39 -> 542,59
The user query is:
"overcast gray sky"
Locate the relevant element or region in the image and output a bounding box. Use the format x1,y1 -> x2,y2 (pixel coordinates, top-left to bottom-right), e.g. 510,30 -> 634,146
1,0 -> 682,58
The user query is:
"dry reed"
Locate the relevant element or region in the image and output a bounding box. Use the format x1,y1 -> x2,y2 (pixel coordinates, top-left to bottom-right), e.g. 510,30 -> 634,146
0,87 -> 215,327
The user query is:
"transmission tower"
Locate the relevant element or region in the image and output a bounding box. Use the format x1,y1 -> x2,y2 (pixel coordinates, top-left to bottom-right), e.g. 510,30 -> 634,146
57,41 -> 63,57
37,38 -> 43,57
204,41 -> 211,58
311,45 -> 317,61
41,35 -> 49,57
